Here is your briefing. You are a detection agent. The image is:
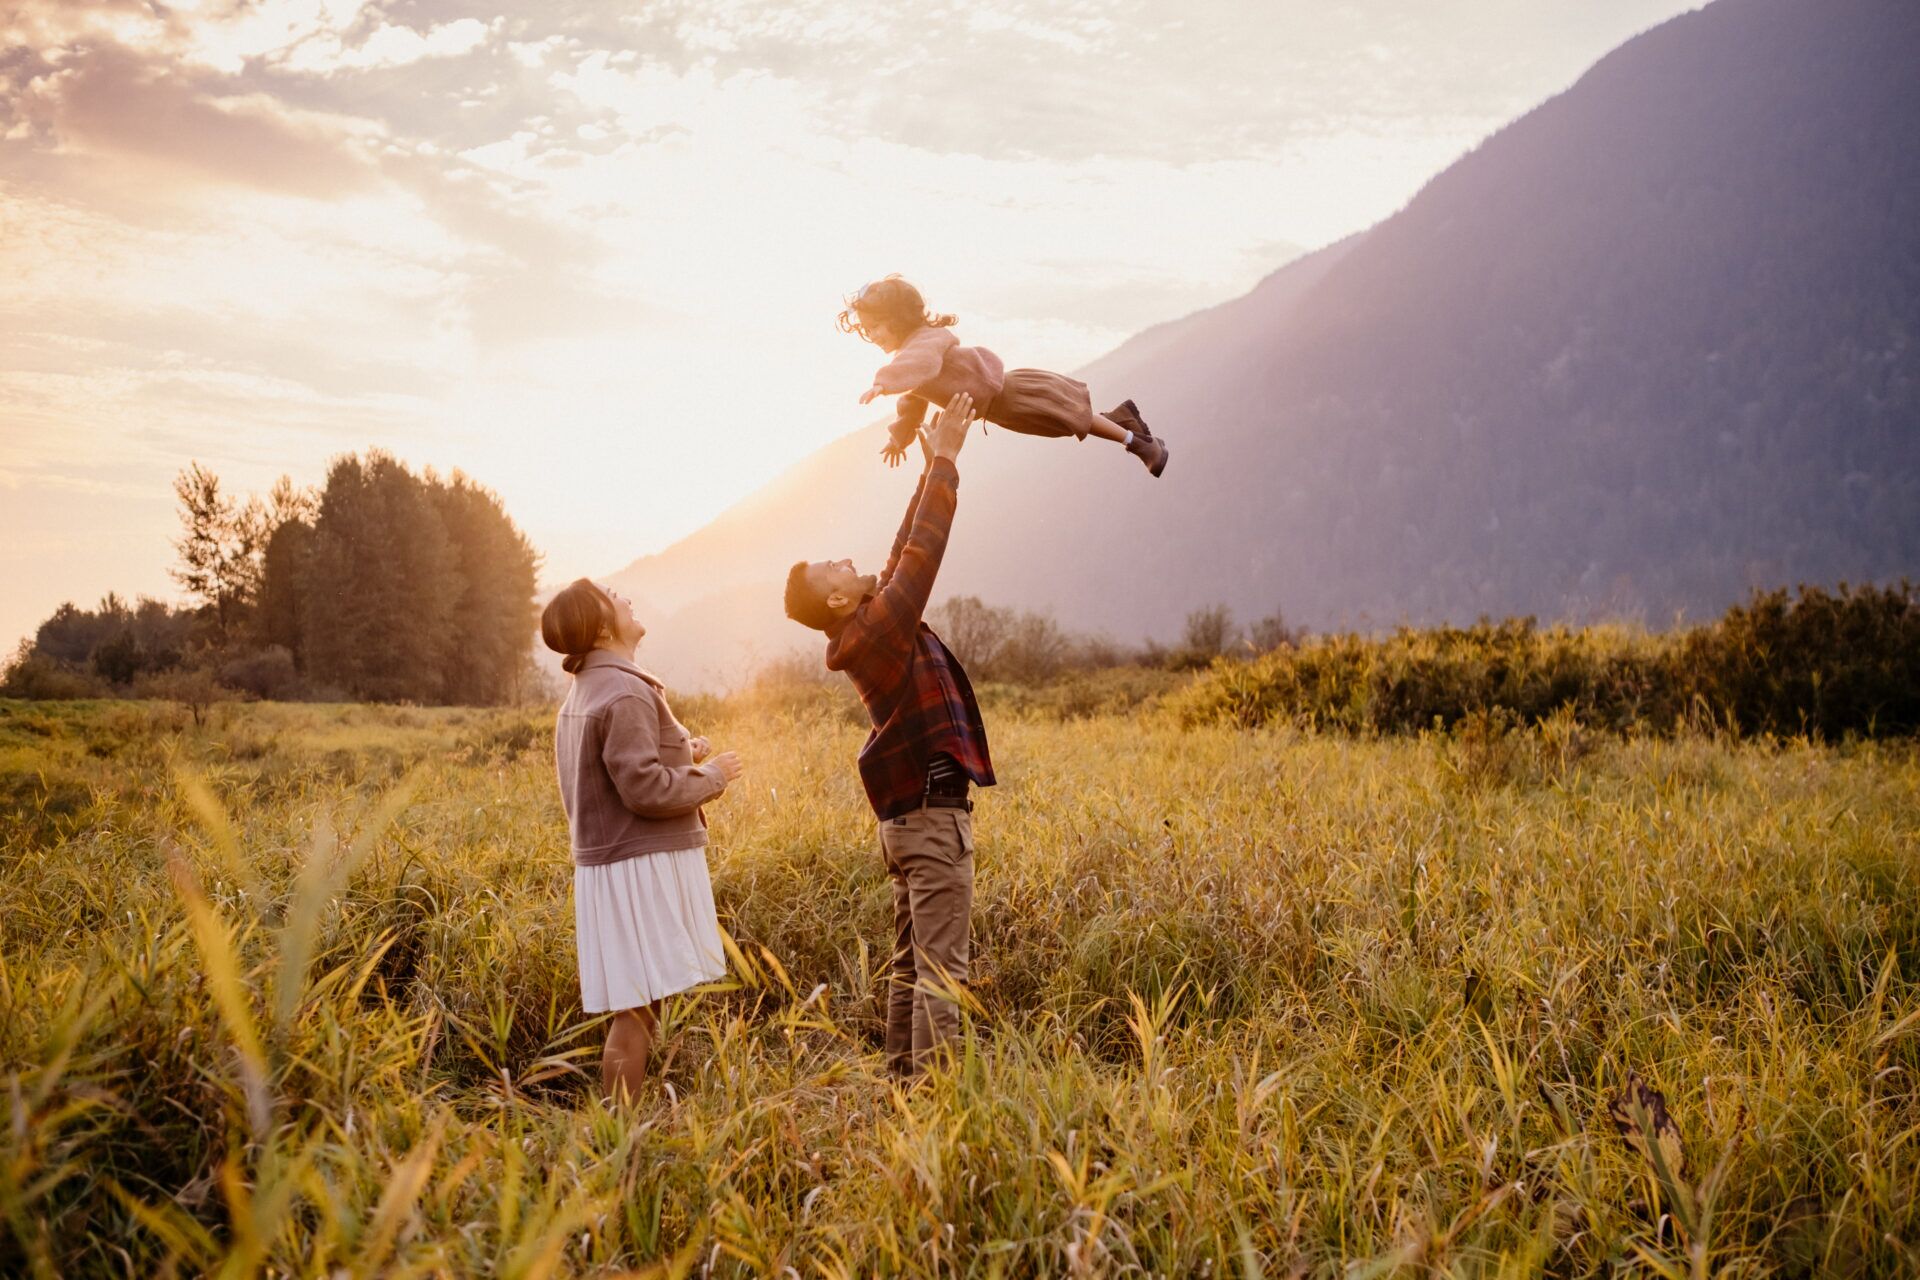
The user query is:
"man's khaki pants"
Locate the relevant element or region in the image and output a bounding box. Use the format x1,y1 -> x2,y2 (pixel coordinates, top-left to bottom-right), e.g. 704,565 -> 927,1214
878,804 -> 974,1076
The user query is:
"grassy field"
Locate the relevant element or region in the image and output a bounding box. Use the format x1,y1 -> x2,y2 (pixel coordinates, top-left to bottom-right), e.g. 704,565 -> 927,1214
3,693 -> 1918,1277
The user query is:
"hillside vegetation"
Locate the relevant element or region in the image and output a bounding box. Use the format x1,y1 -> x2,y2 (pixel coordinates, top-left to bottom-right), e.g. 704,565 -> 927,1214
4,696 -> 1917,1275
1169,583 -> 1920,739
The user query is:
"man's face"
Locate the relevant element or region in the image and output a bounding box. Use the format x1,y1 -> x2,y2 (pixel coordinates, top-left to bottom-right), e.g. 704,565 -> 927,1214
807,558 -> 876,615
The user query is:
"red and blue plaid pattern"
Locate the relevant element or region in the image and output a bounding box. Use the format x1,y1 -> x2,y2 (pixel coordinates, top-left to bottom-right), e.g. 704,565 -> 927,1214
825,458 -> 995,820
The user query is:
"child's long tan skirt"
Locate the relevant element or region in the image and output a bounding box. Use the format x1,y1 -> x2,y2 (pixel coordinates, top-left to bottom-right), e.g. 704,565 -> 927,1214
983,368 -> 1092,439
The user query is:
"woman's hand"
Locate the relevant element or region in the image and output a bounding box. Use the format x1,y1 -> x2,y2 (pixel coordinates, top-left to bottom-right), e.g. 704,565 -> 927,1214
706,751 -> 744,787
689,735 -> 711,763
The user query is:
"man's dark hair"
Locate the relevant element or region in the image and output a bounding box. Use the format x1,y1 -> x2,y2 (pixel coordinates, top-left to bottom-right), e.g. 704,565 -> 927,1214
784,561 -> 835,631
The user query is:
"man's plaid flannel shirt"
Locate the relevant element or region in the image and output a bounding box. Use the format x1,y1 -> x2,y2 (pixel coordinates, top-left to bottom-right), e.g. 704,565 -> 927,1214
824,456 -> 995,820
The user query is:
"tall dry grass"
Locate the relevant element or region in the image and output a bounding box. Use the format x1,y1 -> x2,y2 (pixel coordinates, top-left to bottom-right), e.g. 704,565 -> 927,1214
3,696 -> 1917,1276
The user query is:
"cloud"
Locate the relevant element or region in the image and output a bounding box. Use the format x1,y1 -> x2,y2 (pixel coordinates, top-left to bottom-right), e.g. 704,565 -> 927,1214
279,17 -> 496,75
0,0 -> 1705,668
7,42 -> 381,197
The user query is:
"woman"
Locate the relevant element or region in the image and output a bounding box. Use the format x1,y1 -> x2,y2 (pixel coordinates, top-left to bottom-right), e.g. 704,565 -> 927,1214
541,578 -> 745,1101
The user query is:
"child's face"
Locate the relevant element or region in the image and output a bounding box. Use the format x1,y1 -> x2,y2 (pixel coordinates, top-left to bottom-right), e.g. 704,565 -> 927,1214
860,311 -> 901,351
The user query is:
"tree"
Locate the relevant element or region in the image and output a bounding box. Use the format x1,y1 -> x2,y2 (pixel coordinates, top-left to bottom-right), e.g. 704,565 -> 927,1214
170,462 -> 267,646
301,452 -> 463,703
1182,605 -> 1237,660
930,596 -> 1012,673
1249,609 -> 1300,653
995,612 -> 1070,683
23,595 -> 190,687
255,474 -> 324,667
257,518 -> 316,665
267,474 -> 318,527
35,598 -> 126,666
137,666 -> 234,728
429,472 -> 540,705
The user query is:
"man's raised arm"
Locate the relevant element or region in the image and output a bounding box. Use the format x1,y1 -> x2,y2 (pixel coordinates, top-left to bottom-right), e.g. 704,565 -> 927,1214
868,393 -> 973,629
876,437 -> 933,592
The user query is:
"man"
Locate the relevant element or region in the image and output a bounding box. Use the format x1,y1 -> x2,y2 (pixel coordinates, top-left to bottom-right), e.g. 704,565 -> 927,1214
783,392 -> 993,1077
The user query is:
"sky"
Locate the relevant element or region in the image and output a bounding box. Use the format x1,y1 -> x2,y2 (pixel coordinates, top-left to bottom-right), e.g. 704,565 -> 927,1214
0,0 -> 1699,658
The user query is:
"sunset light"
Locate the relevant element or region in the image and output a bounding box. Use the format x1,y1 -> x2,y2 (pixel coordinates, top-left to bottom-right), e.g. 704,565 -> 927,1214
3,0 -> 1695,658
8,2 -> 1920,1272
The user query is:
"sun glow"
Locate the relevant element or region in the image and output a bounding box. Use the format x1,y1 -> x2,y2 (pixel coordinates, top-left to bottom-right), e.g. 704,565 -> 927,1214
1,0 -> 1699,655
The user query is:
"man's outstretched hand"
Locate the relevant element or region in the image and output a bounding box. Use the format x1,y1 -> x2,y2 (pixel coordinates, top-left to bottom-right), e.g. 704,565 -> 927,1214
928,391 -> 973,463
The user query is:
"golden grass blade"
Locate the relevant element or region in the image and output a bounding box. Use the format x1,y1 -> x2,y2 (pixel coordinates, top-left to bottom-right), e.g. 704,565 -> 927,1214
355,1118 -> 443,1275
171,767 -> 264,905
275,774 -> 420,1031
107,1179 -> 220,1270
166,852 -> 271,1141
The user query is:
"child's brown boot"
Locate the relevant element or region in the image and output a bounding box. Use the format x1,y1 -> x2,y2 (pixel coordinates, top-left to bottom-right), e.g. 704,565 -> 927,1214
1111,401 -> 1169,477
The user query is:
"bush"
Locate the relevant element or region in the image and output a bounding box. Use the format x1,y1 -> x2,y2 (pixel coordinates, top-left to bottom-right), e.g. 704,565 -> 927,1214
0,648 -> 110,700
1675,583 -> 1920,737
733,651 -> 864,724
218,645 -> 300,699
1170,583 -> 1920,740
1181,605 -> 1237,659
134,666 -> 239,726
1248,609 -> 1301,653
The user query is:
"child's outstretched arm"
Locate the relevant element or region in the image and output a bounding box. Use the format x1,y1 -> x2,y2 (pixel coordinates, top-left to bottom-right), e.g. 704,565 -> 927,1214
880,395 -> 930,467
861,328 -> 948,403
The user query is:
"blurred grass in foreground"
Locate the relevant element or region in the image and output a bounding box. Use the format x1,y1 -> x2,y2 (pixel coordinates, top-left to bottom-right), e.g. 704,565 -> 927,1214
2,695 -> 1917,1276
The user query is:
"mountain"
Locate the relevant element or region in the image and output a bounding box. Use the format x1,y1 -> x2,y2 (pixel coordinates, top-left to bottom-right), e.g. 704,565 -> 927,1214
609,0 -> 1920,690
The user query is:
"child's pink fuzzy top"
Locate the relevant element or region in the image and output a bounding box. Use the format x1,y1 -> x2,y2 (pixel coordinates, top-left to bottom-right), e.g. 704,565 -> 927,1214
872,326 -> 1006,413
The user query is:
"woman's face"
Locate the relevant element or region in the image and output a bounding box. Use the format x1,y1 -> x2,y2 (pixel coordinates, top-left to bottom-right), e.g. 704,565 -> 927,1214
599,585 -> 646,648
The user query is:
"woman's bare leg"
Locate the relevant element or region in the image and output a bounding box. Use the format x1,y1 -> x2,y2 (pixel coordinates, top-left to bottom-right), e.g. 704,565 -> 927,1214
1086,411 -> 1129,444
602,1002 -> 660,1103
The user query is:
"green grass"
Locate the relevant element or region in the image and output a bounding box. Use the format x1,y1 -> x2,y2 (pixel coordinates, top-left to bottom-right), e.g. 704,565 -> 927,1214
3,696 -> 1918,1276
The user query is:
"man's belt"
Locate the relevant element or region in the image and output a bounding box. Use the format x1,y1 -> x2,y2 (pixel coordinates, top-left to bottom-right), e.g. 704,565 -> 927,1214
924,792 -> 973,811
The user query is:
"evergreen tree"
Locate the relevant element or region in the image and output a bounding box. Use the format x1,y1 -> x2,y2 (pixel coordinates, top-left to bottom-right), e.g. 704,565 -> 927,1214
428,472 -> 540,705
254,474 -> 322,668
257,518 -> 316,667
302,452 -> 463,703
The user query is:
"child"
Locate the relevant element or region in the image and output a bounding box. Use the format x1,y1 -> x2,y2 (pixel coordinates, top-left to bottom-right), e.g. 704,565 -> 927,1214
838,275 -> 1169,476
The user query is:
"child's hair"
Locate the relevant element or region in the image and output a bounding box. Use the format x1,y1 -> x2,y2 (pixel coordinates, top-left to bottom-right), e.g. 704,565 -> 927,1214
541,577 -> 615,674
835,275 -> 957,343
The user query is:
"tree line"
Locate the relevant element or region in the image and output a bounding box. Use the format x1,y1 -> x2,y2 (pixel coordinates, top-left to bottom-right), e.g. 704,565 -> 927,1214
3,451 -> 540,706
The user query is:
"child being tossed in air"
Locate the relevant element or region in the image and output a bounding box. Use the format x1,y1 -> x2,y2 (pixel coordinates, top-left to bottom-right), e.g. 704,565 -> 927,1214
839,275 -> 1169,477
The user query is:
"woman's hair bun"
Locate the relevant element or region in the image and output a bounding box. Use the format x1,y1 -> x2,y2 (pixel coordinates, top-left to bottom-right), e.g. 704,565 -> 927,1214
541,578 -> 615,675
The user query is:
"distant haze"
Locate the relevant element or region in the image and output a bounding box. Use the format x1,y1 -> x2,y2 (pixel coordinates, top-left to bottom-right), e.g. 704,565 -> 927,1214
2,0 -> 1700,659
608,0 -> 1920,689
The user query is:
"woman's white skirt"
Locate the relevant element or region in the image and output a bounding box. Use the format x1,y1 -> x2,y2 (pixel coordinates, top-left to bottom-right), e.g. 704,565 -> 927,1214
574,847 -> 727,1013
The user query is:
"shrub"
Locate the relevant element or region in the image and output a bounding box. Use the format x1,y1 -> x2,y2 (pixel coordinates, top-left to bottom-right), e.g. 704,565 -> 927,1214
218,645 -> 300,699
1170,583 -> 1919,740
1248,609 -> 1300,653
1179,605 -> 1237,663
134,666 -> 239,726
0,648 -> 110,700
1674,582 -> 1920,737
